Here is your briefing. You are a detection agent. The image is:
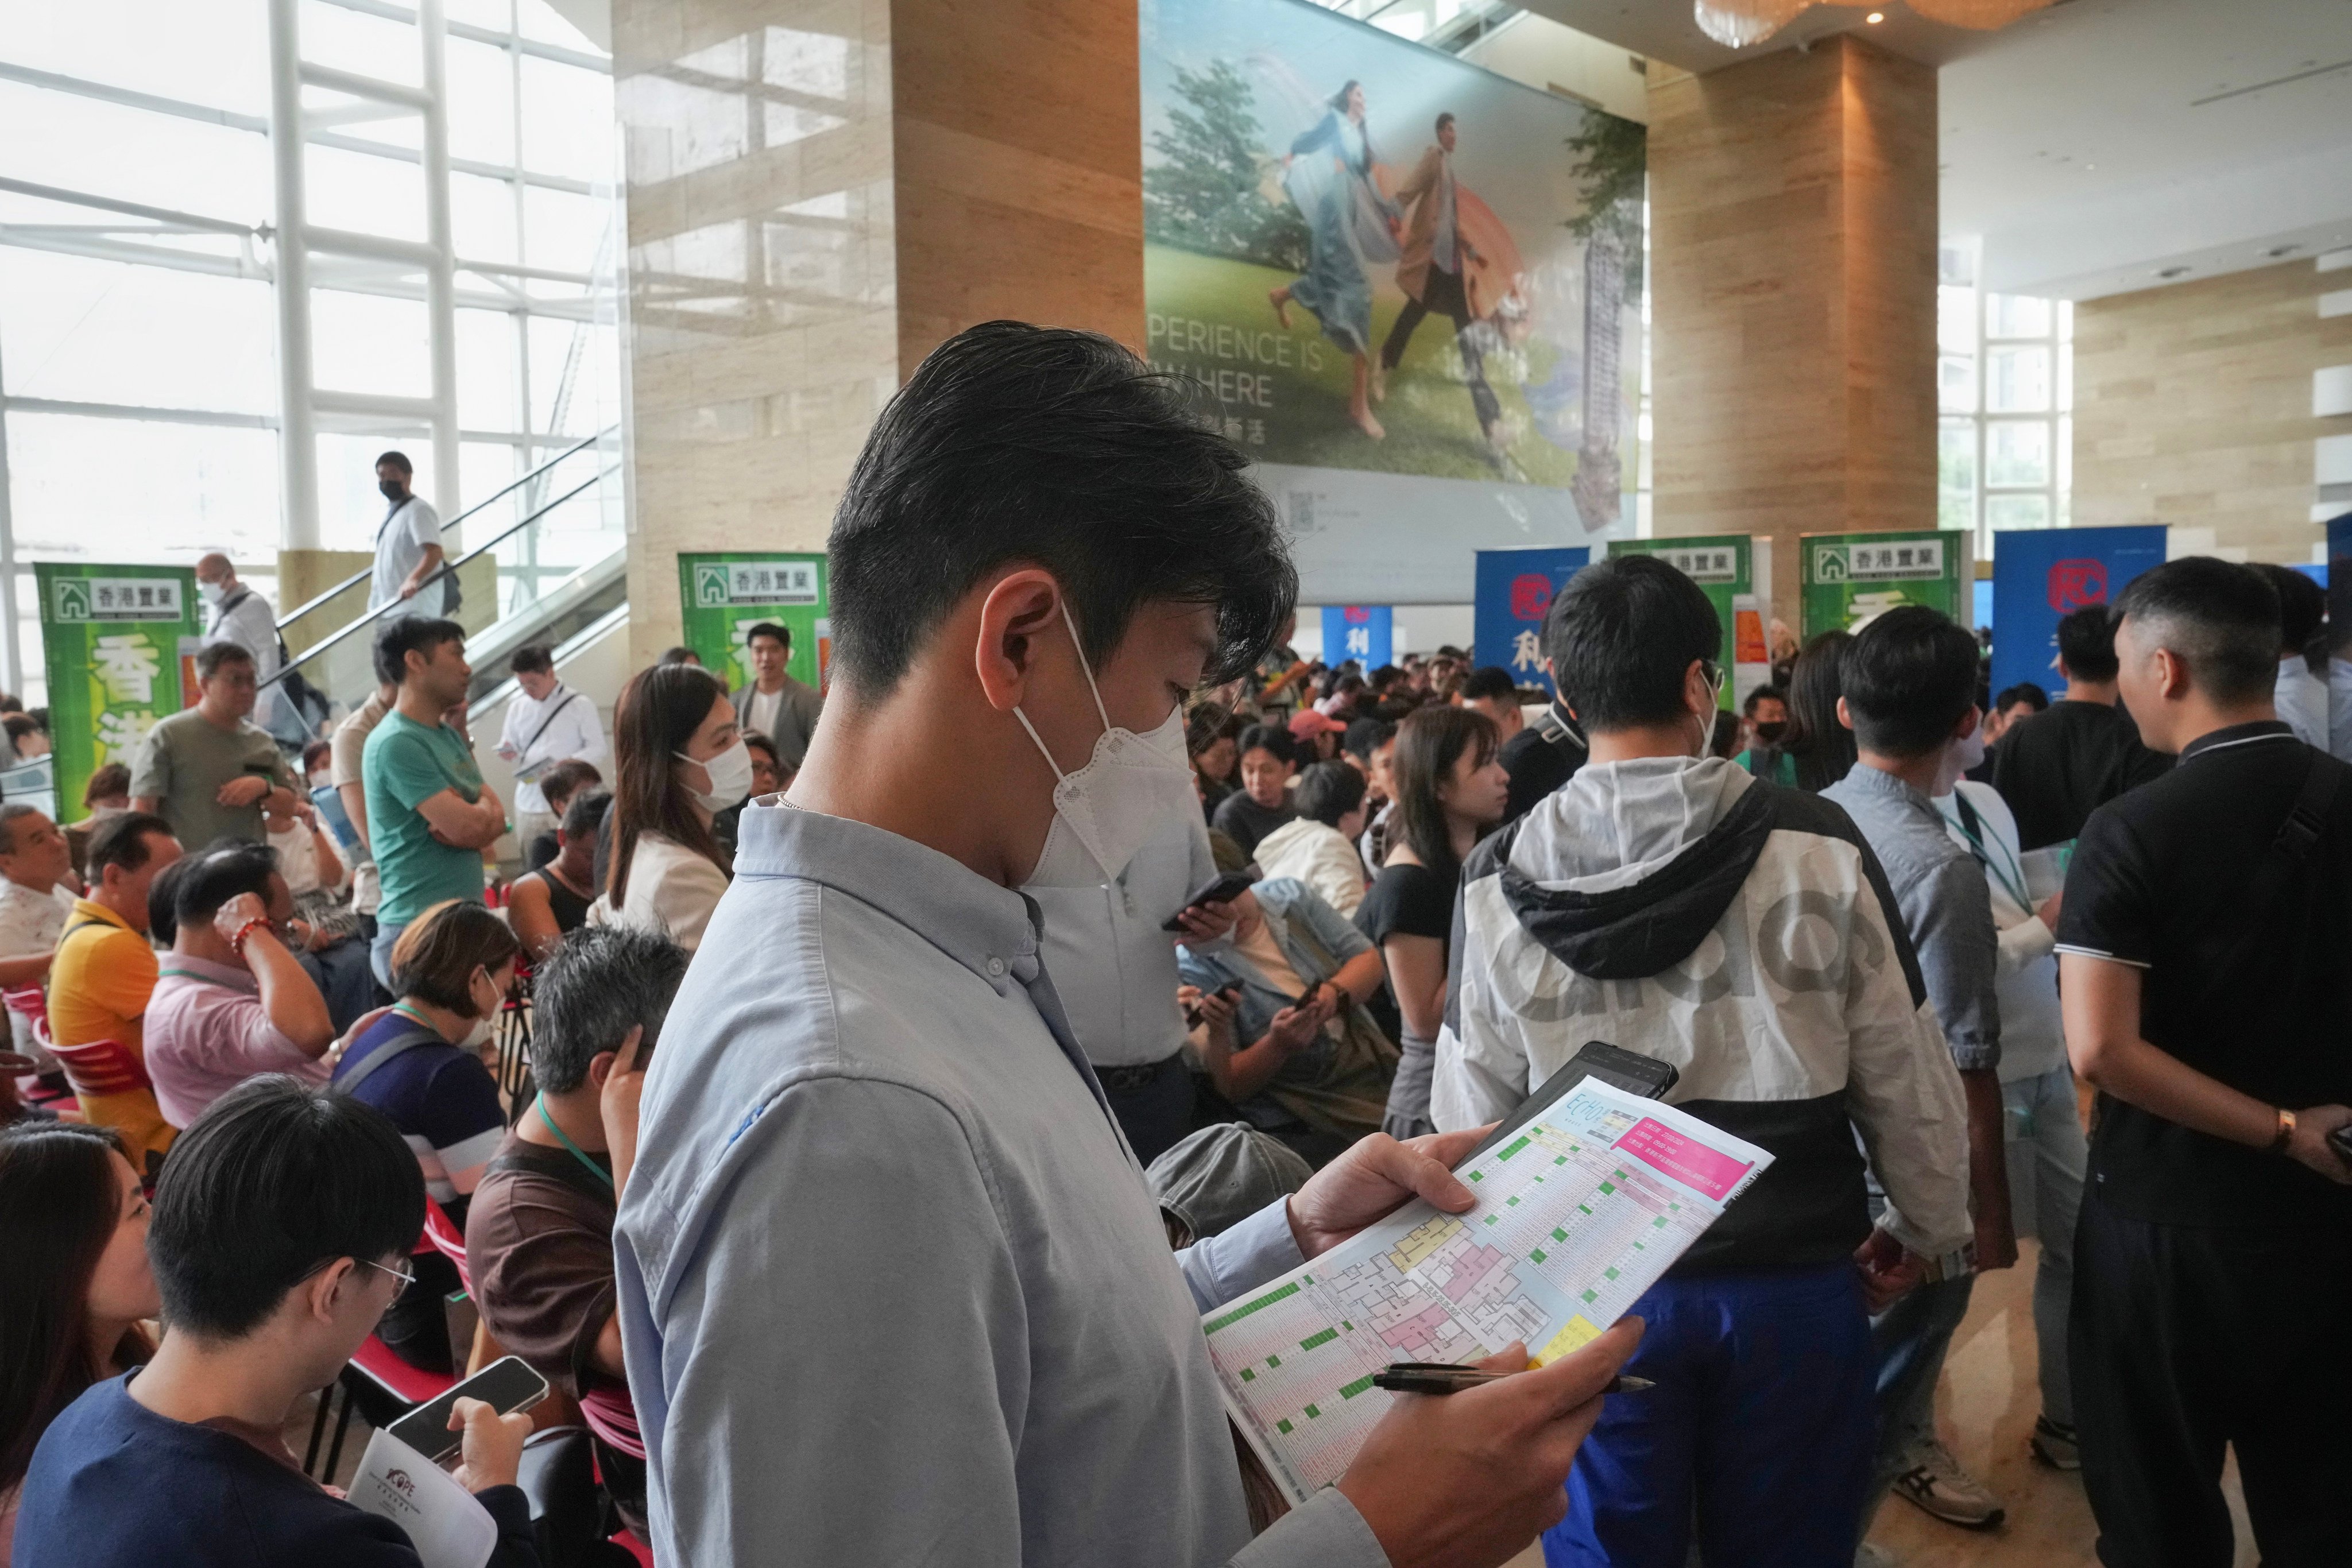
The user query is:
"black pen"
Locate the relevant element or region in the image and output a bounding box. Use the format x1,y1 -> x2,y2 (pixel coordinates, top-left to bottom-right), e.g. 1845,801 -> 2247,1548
1372,1362 -> 1655,1396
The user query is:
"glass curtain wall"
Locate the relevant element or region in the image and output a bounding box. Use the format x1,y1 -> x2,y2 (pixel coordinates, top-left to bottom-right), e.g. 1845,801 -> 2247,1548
1938,239 -> 2073,562
0,0 -> 621,704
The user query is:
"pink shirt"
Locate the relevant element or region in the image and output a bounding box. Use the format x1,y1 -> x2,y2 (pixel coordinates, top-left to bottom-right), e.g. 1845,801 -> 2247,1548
144,954 -> 327,1128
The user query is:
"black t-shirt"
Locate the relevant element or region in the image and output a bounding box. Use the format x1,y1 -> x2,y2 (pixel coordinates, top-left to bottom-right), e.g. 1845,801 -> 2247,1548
1355,860 -> 1456,946
1213,791 -> 1295,857
1987,698 -> 2169,849
1500,706 -> 1587,824
2055,723 -> 2352,1229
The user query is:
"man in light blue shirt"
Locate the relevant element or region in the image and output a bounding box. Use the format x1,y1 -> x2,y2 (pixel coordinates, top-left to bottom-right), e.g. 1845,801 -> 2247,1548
614,322 -> 1639,1568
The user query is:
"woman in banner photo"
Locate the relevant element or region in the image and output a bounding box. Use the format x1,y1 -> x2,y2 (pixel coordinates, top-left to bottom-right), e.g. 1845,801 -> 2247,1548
1268,79 -> 1400,442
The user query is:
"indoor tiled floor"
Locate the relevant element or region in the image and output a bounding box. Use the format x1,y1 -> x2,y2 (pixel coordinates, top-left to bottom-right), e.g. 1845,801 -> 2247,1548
1504,1238 -> 2258,1568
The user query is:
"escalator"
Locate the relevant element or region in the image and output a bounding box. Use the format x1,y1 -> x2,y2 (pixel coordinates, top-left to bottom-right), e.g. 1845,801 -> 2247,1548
265,427 -> 629,729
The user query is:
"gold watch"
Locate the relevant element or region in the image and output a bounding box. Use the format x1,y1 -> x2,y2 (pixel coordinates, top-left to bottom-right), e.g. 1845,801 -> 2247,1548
2271,1106 -> 2297,1154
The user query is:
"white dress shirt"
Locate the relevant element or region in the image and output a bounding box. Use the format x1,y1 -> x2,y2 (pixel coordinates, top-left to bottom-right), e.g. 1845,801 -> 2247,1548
498,682 -> 608,813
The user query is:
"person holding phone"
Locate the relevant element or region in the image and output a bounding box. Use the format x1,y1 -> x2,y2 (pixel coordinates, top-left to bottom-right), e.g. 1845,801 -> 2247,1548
128,644 -> 299,851
14,1076 -> 541,1568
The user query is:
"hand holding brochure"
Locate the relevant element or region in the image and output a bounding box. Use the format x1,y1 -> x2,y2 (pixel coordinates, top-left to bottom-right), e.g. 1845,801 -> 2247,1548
1201,1078 -> 1771,1504
346,1427 -> 500,1568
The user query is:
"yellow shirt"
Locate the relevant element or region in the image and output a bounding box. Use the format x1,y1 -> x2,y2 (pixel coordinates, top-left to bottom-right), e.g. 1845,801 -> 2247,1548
50,897 -> 174,1168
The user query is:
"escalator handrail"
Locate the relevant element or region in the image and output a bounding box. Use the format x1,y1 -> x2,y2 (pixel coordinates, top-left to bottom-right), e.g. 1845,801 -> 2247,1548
261,462 -> 618,692
273,424 -> 618,632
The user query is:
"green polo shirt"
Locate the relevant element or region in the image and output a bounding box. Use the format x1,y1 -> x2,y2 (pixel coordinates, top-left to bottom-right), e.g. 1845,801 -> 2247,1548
362,708 -> 488,925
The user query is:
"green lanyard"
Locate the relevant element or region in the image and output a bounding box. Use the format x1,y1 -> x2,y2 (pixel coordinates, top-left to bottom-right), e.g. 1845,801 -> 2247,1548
534,1094 -> 614,1191
1947,794 -> 2033,914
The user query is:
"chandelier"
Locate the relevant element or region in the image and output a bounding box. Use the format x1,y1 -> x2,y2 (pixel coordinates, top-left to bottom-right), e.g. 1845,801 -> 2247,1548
1693,0 -> 2052,49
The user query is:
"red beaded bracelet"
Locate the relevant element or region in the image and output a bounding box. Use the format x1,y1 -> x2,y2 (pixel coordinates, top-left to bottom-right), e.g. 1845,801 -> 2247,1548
229,918 -> 273,954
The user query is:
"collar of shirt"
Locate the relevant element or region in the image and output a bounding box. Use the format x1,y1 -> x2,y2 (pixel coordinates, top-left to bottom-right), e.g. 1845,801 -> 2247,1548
2177,718 -> 2296,765
739,800 -> 1043,995
156,953 -> 258,993
1839,758 -> 1939,815
68,897 -> 131,935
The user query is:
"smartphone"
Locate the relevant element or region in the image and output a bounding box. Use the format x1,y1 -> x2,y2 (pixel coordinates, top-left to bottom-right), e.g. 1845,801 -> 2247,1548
1182,984 -> 1241,1029
1160,870 -> 1259,931
1461,1042 -> 1680,1164
383,1355 -> 549,1464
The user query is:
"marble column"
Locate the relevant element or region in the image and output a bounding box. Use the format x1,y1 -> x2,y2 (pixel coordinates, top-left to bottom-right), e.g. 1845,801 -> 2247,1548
1648,36 -> 1939,616
612,0 -> 1144,662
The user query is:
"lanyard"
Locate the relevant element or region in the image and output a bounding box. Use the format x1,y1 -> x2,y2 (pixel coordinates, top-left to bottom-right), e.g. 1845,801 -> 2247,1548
535,1094 -> 614,1191
1947,793 -> 2033,914
390,1001 -> 441,1033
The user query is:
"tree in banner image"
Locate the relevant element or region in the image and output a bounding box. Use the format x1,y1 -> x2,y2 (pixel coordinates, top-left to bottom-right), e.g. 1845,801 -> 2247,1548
1144,58 -> 1310,271
1564,114 -> 1646,532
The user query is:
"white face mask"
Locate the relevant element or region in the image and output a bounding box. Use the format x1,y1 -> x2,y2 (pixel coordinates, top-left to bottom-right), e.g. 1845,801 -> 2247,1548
1936,725 -> 1987,797
461,1013 -> 497,1050
198,579 -> 226,606
1016,602 -> 1199,887
676,737 -> 755,814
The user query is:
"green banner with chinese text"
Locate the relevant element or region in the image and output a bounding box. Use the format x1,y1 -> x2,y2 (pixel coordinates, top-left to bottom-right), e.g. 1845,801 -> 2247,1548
37,563 -> 204,820
1607,535 -> 1771,710
1800,531 -> 1971,639
676,553 -> 830,694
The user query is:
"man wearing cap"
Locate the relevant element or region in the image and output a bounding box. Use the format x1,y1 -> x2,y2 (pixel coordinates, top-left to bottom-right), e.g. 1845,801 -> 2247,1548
1147,1122 -> 1314,1248
1289,707 -> 1345,764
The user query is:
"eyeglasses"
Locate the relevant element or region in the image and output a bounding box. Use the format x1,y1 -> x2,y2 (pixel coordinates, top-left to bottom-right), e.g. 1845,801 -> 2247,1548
359,1256 -> 417,1289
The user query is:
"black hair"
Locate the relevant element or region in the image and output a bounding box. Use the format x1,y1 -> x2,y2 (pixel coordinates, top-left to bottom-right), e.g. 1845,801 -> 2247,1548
300,740 -> 332,775
742,731 -> 780,766
2253,563 -> 2325,658
1293,760 -> 1368,827
1460,666 -> 1517,704
172,840 -> 279,930
145,852 -> 200,947
744,621 -> 791,652
531,926 -> 690,1096
1236,723 -> 1298,769
509,644 -> 554,676
1185,702 -> 1237,758
85,811 -> 175,883
193,642 -> 254,682
1544,555 -> 1720,733
373,615 -> 465,688
2111,556 -> 2282,706
536,758 -> 603,816
1342,716 -> 1394,763
390,900 -> 520,1015
1994,682 -> 2049,714
1435,111 -> 1456,133
1391,706 -> 1498,885
147,1076 -> 423,1339
826,322 -> 1295,703
375,450 -> 413,475
82,761 -> 131,808
560,787 -> 610,842
1771,631 -> 1856,791
1839,606 -> 1981,758
657,646 -> 699,667
1742,684 -> 1788,718
2053,604 -> 2121,684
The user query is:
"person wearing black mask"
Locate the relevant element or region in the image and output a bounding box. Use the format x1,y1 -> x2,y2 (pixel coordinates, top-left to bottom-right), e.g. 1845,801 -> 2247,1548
368,451 -> 449,619
1743,684 -> 1789,749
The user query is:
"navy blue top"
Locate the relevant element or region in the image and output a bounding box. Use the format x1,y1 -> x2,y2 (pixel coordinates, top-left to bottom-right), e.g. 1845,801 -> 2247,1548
14,1373 -> 536,1567
331,1009 -> 507,1207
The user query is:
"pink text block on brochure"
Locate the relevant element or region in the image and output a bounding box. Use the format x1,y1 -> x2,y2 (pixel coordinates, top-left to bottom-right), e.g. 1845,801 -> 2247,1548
1612,1118 -> 1753,1202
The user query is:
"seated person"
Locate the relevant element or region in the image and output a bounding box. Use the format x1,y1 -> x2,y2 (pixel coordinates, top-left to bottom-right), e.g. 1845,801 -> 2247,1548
14,1076 -> 539,1568
467,923 -> 686,1538
1175,880 -> 1392,1166
523,758 -> 603,873
145,841 -> 336,1130
1209,723 -> 1298,857
1252,761 -> 1370,917
0,804 -> 79,1066
64,762 -> 133,884
0,1122 -> 160,1555
49,813 -> 184,1172
332,899 -> 520,1373
508,789 -> 606,962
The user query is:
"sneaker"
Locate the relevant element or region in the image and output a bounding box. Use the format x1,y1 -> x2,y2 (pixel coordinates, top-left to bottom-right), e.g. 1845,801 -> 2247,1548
2029,1414 -> 2082,1471
1891,1440 -> 2005,1530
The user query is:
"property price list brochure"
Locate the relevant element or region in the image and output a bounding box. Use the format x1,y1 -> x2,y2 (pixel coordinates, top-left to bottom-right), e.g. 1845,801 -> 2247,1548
1202,1079 -> 1772,1504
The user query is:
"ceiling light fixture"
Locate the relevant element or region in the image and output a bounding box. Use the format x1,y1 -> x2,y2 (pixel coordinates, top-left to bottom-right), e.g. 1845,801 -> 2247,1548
1695,0 -> 2053,49
1907,0 -> 2056,28
1866,10 -> 1885,21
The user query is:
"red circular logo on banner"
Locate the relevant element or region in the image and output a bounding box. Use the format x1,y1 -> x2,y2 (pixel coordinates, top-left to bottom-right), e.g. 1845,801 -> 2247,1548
1510,574 -> 1554,621
2047,560 -> 2108,611
1343,606 -> 1370,623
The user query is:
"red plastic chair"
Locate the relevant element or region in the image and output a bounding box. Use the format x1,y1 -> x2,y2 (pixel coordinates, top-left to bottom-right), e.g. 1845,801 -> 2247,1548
421,1194 -> 472,1293
305,1332 -> 459,1483
44,1035 -> 150,1098
3,984 -> 48,1029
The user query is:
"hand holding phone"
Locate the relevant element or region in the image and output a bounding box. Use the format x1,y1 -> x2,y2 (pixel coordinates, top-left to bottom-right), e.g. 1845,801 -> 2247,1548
447,1397 -> 532,1495
1162,870 -> 1257,932
385,1355 -> 549,1465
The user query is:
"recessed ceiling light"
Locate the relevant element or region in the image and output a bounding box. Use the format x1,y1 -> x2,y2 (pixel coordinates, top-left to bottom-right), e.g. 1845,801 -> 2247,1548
1866,10 -> 1885,21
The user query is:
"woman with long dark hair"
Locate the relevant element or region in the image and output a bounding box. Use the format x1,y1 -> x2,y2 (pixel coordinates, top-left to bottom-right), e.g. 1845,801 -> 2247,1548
0,1122 -> 158,1558
1737,629 -> 1857,791
1268,79 -> 1401,442
1356,705 -> 1507,1138
590,663 -> 741,953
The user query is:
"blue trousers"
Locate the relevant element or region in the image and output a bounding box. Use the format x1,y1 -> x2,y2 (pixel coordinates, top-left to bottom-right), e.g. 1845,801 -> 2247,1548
1544,1263 -> 1875,1568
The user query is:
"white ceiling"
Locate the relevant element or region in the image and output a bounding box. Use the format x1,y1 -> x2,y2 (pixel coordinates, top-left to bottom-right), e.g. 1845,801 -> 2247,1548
1521,0 -> 2352,299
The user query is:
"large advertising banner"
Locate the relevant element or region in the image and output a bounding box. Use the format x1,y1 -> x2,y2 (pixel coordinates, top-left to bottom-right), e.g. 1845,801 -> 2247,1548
1141,0 -> 1644,603
1800,531 -> 1972,638
1320,605 -> 1393,670
1989,526 -> 2167,699
36,563 -> 203,819
1607,535 -> 1772,710
676,553 -> 829,694
1473,547 -> 1588,696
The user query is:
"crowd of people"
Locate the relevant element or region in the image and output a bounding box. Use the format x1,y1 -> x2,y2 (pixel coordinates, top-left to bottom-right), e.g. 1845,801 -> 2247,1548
1,322 -> 2347,1568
